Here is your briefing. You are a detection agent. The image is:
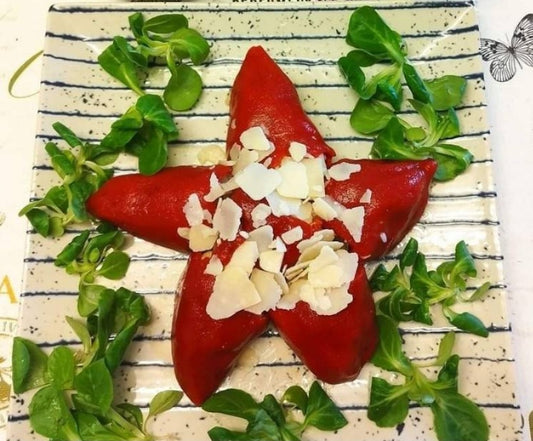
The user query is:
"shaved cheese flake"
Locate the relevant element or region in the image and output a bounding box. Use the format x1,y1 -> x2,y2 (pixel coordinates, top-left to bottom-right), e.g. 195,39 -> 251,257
276,279 -> 305,310
380,232 -> 388,243
340,206 -> 365,243
269,237 -> 287,253
206,267 -> 261,320
302,157 -> 326,198
328,162 -> 362,181
204,173 -> 225,203
299,240 -> 344,263
360,188 -> 372,204
308,246 -> 339,272
297,229 -> 335,252
212,198 -> 242,241
235,163 -> 282,201
259,250 -> 284,273
300,285 -> 331,312
203,209 -> 213,223
266,192 -> 301,217
220,178 -> 239,193
240,126 -> 271,151
228,240 -> 259,275
233,148 -> 259,175
183,193 -> 204,226
281,226 -> 303,245
312,198 -> 338,221
189,224 -> 219,252
289,142 -> 307,162
205,255 -> 223,276
177,227 -> 190,239
336,249 -> 359,285
246,269 -> 283,314
248,225 -> 274,252
297,202 -> 313,222
197,145 -> 227,165
322,286 -> 353,315
229,143 -> 241,161
251,203 -> 272,228
276,159 -> 309,199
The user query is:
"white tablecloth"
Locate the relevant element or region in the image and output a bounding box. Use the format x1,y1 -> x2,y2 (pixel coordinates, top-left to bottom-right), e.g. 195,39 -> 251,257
0,0 -> 531,439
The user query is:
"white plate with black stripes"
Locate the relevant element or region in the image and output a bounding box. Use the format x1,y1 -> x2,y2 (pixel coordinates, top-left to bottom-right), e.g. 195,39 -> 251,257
8,2 -> 524,440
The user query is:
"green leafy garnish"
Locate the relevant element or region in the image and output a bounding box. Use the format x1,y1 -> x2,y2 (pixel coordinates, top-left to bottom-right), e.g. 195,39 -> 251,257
368,316 -> 489,441
370,238 -> 491,336
18,123 -> 115,237
202,381 -> 347,440
99,12 -> 209,111
339,6 -> 471,181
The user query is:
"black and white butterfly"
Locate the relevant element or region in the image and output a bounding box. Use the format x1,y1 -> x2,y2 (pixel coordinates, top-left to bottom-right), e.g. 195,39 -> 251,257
480,14 -> 533,82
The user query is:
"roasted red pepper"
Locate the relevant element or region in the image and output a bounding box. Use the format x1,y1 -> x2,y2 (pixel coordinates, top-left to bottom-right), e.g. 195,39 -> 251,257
86,45 -> 436,405
172,245 -> 269,405
86,165 -> 232,252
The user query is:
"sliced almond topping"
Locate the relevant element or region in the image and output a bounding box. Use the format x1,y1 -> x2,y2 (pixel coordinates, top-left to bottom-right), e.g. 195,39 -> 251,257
189,224 -> 219,252
240,126 -> 272,151
328,162 -> 362,181
246,269 -> 283,314
340,206 -> 365,243
289,142 -> 307,162
197,145 -> 227,165
277,159 -> 309,199
183,193 -> 204,226
281,226 -> 304,245
212,198 -> 242,241
206,266 -> 261,320
235,163 -> 282,201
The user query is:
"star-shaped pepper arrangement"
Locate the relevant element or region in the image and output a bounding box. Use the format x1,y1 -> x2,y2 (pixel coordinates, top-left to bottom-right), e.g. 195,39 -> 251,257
87,46 -> 437,405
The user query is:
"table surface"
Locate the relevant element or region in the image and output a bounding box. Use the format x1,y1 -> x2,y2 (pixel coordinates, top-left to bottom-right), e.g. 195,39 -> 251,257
0,0 -> 532,440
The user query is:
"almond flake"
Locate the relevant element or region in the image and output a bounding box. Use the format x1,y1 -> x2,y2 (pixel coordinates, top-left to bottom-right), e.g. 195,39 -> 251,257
281,226 -> 304,245
276,159 -> 309,199
235,163 -> 282,201
183,193 -> 204,226
197,145 -> 227,165
289,142 -> 307,162
360,188 -> 372,204
212,198 -> 242,241
246,269 -> 283,314
240,126 -> 271,151
340,206 -> 365,243
206,266 -> 261,320
189,224 -> 219,252
328,162 -> 362,181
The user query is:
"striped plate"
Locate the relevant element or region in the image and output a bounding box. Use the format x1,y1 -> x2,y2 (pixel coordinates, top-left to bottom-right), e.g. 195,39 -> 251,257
8,2 -> 524,441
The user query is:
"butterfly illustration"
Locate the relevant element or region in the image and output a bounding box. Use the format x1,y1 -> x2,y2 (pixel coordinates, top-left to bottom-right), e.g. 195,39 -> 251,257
480,13 -> 533,82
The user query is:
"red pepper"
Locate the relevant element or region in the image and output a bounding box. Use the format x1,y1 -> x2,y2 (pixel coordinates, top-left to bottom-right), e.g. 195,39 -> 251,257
172,244 -> 269,405
325,159 -> 437,261
86,45 -> 437,404
86,165 -> 232,252
226,46 -> 336,168
269,267 -> 377,384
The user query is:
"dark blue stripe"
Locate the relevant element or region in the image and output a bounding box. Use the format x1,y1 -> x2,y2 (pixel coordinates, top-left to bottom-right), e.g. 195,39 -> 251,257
37,102 -> 487,120
44,23 -> 479,44
42,50 -> 481,67
49,3 -> 475,15
40,72 -> 486,91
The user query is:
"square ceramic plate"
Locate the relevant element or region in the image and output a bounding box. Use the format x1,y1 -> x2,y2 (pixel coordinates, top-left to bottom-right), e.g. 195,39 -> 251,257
8,1 -> 524,440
